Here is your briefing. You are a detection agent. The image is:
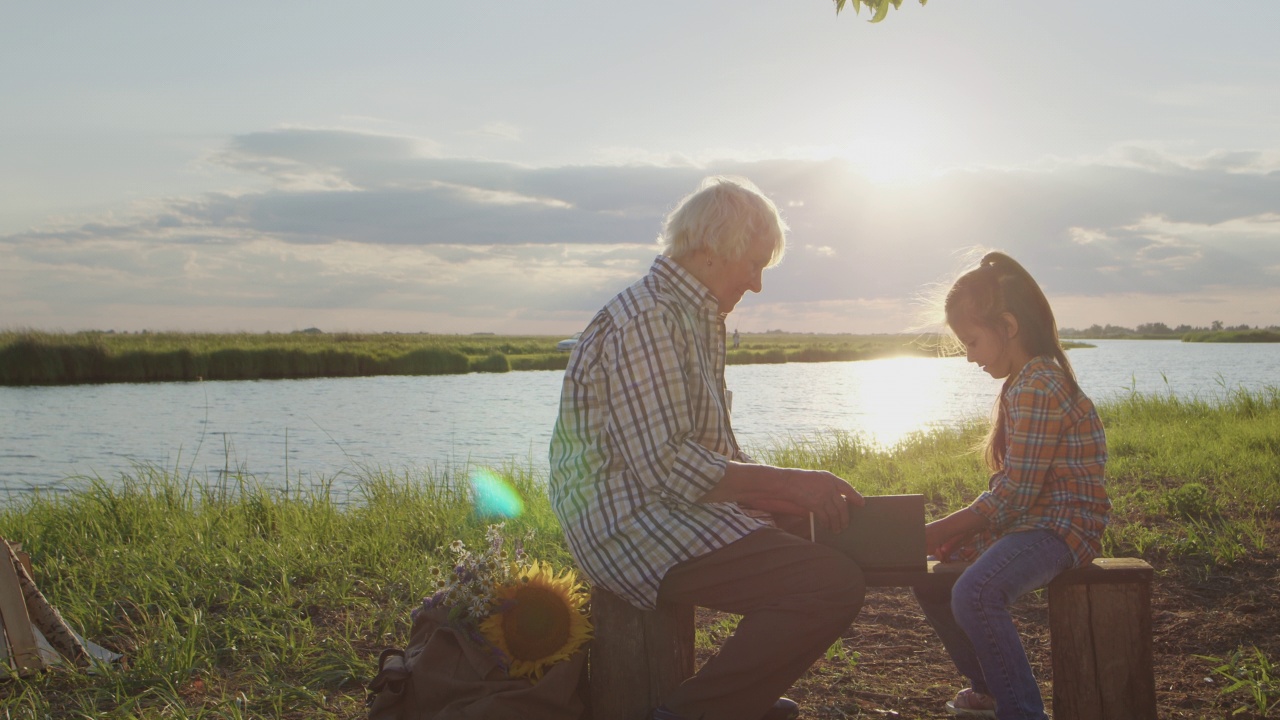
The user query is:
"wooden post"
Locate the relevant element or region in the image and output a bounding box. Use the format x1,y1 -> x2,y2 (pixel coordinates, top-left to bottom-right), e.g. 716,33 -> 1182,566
588,587 -> 694,720
0,541 -> 41,675
1048,557 -> 1156,720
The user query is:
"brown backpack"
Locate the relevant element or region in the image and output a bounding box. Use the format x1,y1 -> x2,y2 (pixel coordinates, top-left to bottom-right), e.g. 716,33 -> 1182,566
367,605 -> 587,720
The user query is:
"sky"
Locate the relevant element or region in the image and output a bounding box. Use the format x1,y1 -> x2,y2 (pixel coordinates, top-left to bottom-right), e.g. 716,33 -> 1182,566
3,1 -> 1279,335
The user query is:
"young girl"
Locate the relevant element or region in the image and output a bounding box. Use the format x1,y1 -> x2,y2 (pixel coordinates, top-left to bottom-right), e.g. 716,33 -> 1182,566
917,252 -> 1110,720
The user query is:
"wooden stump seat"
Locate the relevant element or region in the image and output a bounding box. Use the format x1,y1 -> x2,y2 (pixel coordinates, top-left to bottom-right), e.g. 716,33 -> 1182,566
588,557 -> 1155,720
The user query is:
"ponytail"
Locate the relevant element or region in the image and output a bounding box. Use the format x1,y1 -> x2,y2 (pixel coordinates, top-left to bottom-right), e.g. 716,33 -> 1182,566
946,251 -> 1079,471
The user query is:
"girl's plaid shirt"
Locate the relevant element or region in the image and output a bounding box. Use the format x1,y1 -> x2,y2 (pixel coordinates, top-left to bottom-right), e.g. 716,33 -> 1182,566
959,355 -> 1111,567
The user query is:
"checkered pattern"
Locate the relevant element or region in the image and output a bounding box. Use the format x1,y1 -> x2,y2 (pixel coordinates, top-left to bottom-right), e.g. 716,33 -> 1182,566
963,356 -> 1111,566
549,256 -> 764,610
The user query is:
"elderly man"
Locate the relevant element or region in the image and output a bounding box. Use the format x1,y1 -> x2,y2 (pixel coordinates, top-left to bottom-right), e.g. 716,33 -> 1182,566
549,176 -> 866,720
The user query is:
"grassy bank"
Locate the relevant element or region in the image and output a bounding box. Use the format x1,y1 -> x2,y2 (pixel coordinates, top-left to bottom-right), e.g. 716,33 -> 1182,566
0,331 -> 571,385
0,389 -> 1276,717
724,332 -> 938,365
1183,330 -> 1280,343
0,331 -> 948,386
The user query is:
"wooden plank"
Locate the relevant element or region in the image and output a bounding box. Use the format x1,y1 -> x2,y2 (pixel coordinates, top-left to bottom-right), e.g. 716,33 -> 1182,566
12,547 -> 32,579
5,541 -> 89,666
0,611 -> 9,666
0,543 -> 40,674
865,557 -> 1153,589
864,560 -> 964,589
1050,557 -> 1153,586
589,588 -> 694,720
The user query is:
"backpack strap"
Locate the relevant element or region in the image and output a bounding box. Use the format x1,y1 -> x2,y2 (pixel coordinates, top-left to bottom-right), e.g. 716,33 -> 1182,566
366,648 -> 409,708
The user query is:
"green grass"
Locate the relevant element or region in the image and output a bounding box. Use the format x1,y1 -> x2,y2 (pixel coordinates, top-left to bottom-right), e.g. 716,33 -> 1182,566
1198,646 -> 1280,716
0,388 -> 1276,717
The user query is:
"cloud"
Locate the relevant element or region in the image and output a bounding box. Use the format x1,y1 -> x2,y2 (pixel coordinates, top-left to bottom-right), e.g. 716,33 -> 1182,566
471,122 -> 523,142
4,129 -> 1279,333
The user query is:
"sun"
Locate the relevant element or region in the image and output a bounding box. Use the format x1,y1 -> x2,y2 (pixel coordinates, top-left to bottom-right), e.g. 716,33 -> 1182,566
479,561 -> 593,680
826,93 -> 946,186
840,131 -> 931,186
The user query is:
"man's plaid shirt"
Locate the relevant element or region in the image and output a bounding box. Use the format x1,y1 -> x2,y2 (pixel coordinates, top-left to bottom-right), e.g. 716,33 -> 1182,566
548,256 -> 765,609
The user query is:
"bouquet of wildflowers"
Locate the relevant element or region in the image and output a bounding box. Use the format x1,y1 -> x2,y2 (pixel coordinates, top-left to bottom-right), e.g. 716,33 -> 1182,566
422,524 -> 592,680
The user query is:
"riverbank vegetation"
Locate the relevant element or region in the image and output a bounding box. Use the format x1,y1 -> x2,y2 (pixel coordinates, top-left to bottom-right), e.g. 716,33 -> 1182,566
1062,321 -> 1280,341
0,331 -> 949,386
1182,329 -> 1280,343
0,388 -> 1277,717
0,330 -> 566,385
1,320 -> 1273,385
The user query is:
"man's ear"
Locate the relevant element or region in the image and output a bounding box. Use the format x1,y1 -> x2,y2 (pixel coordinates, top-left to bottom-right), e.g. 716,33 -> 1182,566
1001,312 -> 1020,340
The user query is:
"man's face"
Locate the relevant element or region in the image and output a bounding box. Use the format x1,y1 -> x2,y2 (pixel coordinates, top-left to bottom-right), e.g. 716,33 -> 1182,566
709,234 -> 775,315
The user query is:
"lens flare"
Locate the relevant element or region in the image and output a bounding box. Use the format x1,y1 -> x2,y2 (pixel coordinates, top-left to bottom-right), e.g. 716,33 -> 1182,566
468,468 -> 525,518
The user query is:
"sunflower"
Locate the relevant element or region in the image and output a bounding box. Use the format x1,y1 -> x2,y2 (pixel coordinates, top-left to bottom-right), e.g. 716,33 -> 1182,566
479,561 -> 592,680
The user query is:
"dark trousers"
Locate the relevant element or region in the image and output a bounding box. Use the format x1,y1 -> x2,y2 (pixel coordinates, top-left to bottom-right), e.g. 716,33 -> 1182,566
656,528 -> 866,720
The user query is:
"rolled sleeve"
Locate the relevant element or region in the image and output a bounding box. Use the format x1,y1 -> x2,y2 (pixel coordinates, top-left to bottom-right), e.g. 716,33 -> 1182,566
670,440 -> 729,501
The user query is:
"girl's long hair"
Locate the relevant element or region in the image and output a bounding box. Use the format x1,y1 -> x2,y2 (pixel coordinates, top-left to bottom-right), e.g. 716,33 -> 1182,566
945,251 -> 1079,471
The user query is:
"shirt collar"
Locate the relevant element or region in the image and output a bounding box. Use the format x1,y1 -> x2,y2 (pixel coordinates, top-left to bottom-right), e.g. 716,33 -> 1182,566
1004,354 -> 1054,391
651,255 -> 722,317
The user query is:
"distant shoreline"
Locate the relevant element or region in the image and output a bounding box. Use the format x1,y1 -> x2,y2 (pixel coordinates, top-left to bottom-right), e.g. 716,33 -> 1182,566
1063,330 -> 1280,343
28,329 -> 1257,386
2,330 -> 959,386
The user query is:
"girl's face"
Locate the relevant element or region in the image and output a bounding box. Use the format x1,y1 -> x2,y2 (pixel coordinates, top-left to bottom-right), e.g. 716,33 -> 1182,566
949,314 -> 1029,380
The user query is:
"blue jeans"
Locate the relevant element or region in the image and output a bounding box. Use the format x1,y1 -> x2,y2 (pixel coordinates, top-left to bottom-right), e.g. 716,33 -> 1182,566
913,530 -> 1073,720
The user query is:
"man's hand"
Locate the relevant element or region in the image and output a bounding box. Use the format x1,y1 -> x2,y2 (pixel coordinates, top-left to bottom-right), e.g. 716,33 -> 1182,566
780,468 -> 864,535
703,462 -> 864,535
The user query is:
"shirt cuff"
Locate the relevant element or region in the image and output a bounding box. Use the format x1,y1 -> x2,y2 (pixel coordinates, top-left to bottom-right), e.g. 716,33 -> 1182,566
969,490 -> 1010,531
664,440 -> 729,504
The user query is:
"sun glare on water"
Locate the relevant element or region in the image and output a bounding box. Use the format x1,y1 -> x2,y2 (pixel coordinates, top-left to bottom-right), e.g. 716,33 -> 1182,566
850,356 -> 1003,450
849,357 -> 964,448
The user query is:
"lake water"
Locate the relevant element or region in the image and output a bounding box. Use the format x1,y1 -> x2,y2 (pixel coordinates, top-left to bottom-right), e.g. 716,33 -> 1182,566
1,340 -> 1276,494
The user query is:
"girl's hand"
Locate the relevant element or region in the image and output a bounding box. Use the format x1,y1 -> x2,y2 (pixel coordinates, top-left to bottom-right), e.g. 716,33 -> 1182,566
926,522 -> 976,558
925,507 -> 988,558
935,534 -> 970,561
925,520 -> 954,557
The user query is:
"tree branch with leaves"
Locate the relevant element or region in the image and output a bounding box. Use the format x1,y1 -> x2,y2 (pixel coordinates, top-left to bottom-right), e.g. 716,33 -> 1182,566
834,0 -> 928,23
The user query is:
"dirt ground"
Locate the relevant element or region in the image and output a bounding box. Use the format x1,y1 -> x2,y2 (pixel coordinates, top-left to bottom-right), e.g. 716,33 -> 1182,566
693,545 -> 1280,719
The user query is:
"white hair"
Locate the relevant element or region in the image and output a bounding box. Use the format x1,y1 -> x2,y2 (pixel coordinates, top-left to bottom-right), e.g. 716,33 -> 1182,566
660,176 -> 787,266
